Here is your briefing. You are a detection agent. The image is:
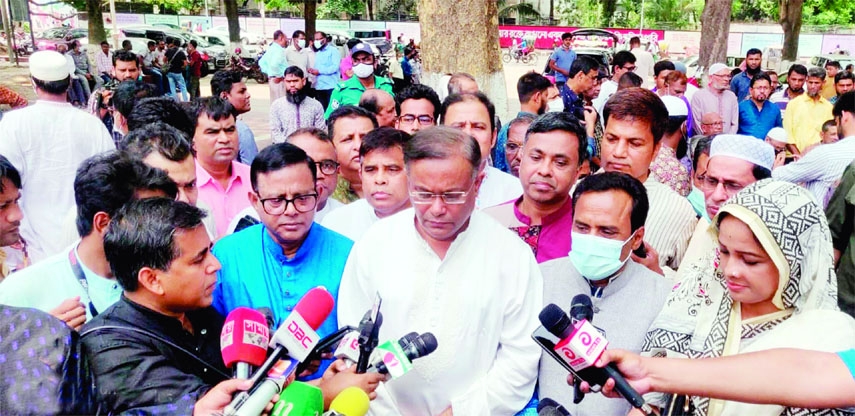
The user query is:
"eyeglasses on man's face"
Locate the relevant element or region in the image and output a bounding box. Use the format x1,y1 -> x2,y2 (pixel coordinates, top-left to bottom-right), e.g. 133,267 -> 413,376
314,159 -> 339,175
256,192 -> 318,215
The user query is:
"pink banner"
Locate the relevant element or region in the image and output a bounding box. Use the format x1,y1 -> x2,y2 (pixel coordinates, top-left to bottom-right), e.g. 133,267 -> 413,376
498,25 -> 664,50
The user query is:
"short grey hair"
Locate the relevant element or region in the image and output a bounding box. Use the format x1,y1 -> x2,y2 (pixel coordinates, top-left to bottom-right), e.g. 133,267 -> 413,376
404,126 -> 482,178
808,66 -> 827,80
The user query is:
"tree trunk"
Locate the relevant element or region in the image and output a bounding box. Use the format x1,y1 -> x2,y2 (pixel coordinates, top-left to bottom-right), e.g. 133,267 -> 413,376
549,0 -> 554,22
224,0 -> 240,51
419,0 -> 508,116
366,0 -> 374,20
86,0 -> 106,46
698,0 -> 732,69
601,0 -> 617,27
779,0 -> 804,62
305,0 -> 317,39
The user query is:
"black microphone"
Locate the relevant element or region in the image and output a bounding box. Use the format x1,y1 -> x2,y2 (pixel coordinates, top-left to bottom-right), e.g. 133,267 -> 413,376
369,332 -> 438,374
539,302 -> 652,413
397,332 -> 419,349
537,398 -> 571,416
569,294 -> 593,323
356,310 -> 382,373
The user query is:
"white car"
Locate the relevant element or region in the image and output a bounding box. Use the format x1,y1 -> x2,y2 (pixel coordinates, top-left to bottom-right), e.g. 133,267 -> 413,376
209,26 -> 265,45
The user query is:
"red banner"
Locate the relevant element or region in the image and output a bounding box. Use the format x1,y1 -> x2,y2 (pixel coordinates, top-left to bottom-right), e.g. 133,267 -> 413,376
498,25 -> 665,50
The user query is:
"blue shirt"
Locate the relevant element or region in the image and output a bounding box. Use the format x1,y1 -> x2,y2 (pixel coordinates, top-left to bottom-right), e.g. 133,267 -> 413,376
550,47 -> 576,83
737,99 -> 783,139
730,72 -> 752,101
212,223 -> 353,378
493,111 -> 532,173
313,45 -> 342,91
401,57 -> 413,77
259,42 -> 288,78
236,120 -> 258,165
841,349 -> 855,379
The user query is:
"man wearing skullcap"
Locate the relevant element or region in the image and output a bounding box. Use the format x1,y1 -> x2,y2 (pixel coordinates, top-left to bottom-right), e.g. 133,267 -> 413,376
690,63 -> 739,134
764,126 -> 792,155
0,51 -> 115,262
672,134 -> 774,282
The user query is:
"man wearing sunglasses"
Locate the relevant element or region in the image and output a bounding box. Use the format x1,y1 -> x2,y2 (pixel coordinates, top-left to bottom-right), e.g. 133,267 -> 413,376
211,142 -> 354,379
337,126 -> 542,415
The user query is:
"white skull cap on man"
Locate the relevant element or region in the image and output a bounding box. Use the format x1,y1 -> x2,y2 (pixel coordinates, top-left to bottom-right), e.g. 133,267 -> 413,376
710,134 -> 775,171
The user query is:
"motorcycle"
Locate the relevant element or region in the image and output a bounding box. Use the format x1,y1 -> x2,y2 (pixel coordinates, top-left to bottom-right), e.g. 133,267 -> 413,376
228,48 -> 268,84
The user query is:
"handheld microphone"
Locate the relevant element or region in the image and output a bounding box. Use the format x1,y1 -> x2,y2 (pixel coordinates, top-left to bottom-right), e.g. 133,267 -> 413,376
269,381 -> 324,416
396,332 -> 419,349
538,303 -> 652,413
537,397 -> 571,416
333,330 -> 361,365
356,309 -> 382,373
221,307 -> 270,379
369,332 -> 438,376
323,386 -> 370,416
225,287 -> 335,416
569,294 -> 594,323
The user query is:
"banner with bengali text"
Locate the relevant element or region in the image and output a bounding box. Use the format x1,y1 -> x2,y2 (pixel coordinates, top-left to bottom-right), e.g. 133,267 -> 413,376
498,25 -> 664,50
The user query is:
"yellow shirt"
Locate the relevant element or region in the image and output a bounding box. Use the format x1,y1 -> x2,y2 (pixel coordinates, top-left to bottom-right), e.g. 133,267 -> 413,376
783,94 -> 833,152
821,77 -> 837,100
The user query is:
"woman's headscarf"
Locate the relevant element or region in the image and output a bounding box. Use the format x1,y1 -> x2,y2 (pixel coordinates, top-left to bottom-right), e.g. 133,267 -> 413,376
641,179 -> 839,413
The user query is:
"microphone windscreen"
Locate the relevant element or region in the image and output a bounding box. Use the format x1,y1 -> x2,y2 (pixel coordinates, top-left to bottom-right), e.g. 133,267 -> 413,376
539,303 -> 572,338
328,386 -> 370,416
294,287 -> 335,330
271,381 -> 324,416
221,307 -> 270,368
569,294 -> 594,322
412,332 -> 438,358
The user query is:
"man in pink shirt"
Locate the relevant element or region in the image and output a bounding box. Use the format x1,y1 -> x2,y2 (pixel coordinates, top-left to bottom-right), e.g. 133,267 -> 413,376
483,112 -> 587,263
190,97 -> 252,238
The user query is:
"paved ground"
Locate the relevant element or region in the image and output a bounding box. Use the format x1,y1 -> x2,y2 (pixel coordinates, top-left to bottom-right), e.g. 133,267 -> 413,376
1,50 -> 547,151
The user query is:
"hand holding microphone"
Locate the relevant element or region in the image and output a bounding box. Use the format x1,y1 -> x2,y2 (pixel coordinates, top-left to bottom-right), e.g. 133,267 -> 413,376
319,359 -> 384,409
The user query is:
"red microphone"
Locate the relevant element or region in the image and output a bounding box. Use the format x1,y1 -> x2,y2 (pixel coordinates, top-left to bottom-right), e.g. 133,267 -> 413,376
221,307 -> 270,379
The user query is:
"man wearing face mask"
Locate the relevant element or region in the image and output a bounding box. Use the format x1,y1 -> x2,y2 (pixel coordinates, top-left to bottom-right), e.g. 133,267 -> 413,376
324,43 -> 394,119
308,31 -> 341,110
537,171 -> 670,416
270,66 -> 327,143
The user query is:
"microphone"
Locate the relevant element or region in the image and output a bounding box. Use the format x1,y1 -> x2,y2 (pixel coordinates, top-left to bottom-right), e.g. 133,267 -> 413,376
369,332 -> 438,376
269,381 -> 324,416
323,386 -> 370,416
537,397 -> 571,416
538,303 -> 652,413
221,307 -> 270,379
396,332 -> 419,349
333,330 -> 361,365
356,309 -> 382,373
225,287 -> 335,416
569,294 -> 593,323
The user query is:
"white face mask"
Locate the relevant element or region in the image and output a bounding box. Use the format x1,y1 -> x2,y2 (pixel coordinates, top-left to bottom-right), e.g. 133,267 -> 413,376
313,40 -> 324,49
297,39 -> 306,49
353,63 -> 374,79
547,98 -> 564,112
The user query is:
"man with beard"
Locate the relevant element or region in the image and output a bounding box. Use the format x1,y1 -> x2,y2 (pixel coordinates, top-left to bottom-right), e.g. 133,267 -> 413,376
270,66 -> 327,143
830,70 -> 854,105
730,48 -> 762,101
771,64 -> 807,113
484,112 -> 586,263
211,70 -> 259,164
493,72 -> 551,174
324,43 -> 394,119
784,66 -> 833,153
737,73 -> 782,139
691,63 -> 739,134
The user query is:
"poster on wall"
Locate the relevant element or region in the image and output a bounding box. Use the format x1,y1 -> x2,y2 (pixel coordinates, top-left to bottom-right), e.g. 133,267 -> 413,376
280,19 -> 305,37
144,14 -> 179,27
739,33 -> 782,55
663,31 -> 701,57
821,35 -> 855,55
386,21 -> 420,43
178,16 -> 211,33
727,32 -> 742,57
317,19 -> 350,34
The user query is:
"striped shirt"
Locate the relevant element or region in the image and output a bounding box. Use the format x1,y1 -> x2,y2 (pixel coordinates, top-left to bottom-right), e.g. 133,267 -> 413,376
644,175 -> 698,270
772,136 -> 855,205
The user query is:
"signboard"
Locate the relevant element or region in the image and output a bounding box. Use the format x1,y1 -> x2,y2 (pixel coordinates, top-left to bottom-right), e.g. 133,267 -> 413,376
726,32 -> 742,56
663,31 -> 701,57
144,14 -> 179,27
178,15 -> 211,32
317,19 -> 350,34
386,21 -> 421,43
739,33 -> 782,55
498,25 -> 663,50
821,35 -> 855,55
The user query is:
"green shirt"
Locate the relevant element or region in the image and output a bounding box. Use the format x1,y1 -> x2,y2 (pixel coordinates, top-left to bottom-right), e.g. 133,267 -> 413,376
324,75 -> 394,119
827,160 -> 855,317
331,176 -> 360,204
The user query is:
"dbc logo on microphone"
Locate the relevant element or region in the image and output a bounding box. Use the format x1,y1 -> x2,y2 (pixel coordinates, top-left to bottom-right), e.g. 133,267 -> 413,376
287,320 -> 314,349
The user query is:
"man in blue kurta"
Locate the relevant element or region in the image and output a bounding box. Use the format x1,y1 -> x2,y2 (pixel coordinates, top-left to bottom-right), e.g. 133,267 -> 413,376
212,142 -> 353,378
737,72 -> 782,140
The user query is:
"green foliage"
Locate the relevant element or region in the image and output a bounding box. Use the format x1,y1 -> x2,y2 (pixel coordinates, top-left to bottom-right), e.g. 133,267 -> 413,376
498,0 -> 543,24
730,0 -> 777,22
376,0 -> 417,20
558,0 -> 603,26
802,0 -> 855,26
316,0 -> 363,18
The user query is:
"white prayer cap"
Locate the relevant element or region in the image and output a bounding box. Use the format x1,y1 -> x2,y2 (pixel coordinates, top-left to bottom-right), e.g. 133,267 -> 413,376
765,127 -> 791,144
29,51 -> 70,82
710,134 -> 775,171
708,63 -> 729,76
661,95 -> 688,117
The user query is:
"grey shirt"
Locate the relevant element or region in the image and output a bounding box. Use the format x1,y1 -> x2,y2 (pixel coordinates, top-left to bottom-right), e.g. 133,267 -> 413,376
537,257 -> 671,416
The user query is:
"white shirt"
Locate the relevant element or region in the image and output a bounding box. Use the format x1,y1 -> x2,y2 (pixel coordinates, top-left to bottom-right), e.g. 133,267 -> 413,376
337,208 -> 542,415
644,175 -> 697,270
772,136 -> 855,205
477,166 -> 522,209
320,199 -> 378,241
593,79 -> 617,128
630,48 -> 655,89
0,244 -> 121,322
0,101 -> 115,262
685,83 -> 699,102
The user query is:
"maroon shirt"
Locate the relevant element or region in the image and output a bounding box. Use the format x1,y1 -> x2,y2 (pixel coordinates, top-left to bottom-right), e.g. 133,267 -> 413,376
188,50 -> 202,77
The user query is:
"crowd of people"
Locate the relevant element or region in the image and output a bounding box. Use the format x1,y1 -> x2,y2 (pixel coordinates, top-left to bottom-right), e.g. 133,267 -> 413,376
0,27 -> 855,416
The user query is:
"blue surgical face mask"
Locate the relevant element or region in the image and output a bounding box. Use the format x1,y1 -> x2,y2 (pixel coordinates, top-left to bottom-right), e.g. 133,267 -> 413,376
569,231 -> 637,281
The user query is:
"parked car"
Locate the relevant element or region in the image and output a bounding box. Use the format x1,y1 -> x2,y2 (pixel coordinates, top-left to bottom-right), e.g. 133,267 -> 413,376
35,27 -> 88,51
570,28 -> 618,76
121,25 -> 220,75
199,32 -> 259,69
209,26 -> 265,45
811,54 -> 855,71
